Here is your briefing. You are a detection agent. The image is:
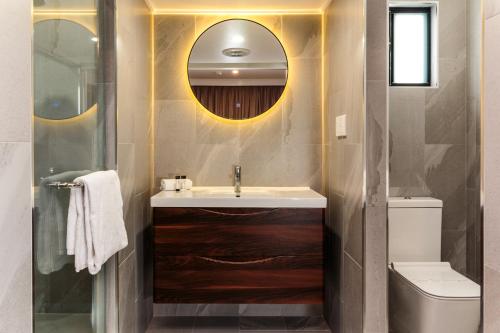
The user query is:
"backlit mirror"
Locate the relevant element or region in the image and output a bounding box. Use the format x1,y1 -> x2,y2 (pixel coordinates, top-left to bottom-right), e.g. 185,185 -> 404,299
188,19 -> 288,120
34,19 -> 98,120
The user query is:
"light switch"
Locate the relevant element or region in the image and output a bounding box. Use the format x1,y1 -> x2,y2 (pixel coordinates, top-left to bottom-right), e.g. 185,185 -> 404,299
336,114 -> 347,137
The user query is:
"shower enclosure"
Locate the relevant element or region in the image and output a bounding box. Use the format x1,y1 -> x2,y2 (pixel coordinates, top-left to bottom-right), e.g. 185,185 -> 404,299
32,0 -> 117,332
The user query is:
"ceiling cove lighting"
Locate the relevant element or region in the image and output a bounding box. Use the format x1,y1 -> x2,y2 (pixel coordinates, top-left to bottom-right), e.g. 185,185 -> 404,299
151,9 -> 322,15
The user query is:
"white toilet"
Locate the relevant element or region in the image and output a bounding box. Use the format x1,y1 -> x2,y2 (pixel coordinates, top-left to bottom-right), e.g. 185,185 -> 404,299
388,197 -> 481,333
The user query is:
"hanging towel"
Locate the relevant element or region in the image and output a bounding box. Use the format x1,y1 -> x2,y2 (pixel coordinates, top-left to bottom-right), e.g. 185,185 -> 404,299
67,170 -> 128,275
37,170 -> 91,275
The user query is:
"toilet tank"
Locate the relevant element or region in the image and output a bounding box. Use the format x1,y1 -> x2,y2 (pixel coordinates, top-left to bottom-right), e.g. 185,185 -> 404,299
388,197 -> 443,263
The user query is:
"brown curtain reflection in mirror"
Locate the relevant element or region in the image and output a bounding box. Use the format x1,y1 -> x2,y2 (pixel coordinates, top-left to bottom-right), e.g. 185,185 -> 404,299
192,86 -> 285,119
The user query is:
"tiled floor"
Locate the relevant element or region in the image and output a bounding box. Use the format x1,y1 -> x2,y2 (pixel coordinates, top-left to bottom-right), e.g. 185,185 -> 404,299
34,313 -> 92,333
146,316 -> 331,333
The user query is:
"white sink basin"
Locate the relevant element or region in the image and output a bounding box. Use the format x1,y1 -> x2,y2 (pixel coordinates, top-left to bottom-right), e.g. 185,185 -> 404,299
150,186 -> 327,208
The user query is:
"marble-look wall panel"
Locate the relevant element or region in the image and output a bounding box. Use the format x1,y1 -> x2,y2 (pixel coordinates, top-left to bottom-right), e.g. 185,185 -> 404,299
484,1 -> 500,331
0,143 -> 33,333
154,14 -> 322,192
364,0 -> 388,331
465,0 -> 483,283
116,0 -> 152,331
118,253 -> 137,333
389,89 -> 426,193
343,143 -> 364,264
0,1 -> 33,332
343,254 -> 363,333
389,0 -> 475,279
324,0 -> 366,331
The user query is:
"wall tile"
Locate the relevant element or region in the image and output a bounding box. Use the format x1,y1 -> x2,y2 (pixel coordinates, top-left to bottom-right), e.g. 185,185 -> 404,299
118,143 -> 136,263
438,0 -> 467,59
425,58 -> 467,145
366,80 -> 387,207
343,254 -> 363,333
343,143 -> 363,265
282,15 -> 321,59
0,143 -> 32,333
155,16 -> 195,100
485,0 -> 500,18
484,266 -> 500,332
324,0 -> 366,331
116,3 -> 152,332
195,107 -> 240,145
0,1 -> 32,143
283,58 -> 322,145
364,206 -> 388,333
389,88 -> 426,191
195,15 -> 283,39
484,11 -> 500,333
134,191 -> 149,301
118,254 -> 137,333
366,0 -> 387,81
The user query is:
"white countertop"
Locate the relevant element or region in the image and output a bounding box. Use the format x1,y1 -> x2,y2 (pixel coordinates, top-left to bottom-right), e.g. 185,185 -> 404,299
150,186 -> 327,208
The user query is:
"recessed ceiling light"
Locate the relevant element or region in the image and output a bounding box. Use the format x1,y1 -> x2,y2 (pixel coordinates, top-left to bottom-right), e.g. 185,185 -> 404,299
232,70 -> 240,75
222,48 -> 250,58
91,37 -> 99,42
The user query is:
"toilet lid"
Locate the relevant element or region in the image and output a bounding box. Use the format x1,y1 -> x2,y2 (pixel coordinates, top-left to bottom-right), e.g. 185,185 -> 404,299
392,262 -> 481,298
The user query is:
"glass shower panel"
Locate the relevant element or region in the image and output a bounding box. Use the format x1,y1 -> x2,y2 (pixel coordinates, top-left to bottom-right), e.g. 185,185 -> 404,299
32,0 -> 114,332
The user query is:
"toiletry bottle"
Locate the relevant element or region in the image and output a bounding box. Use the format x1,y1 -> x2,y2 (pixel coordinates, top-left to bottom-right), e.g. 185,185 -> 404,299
181,176 -> 187,190
175,176 -> 181,192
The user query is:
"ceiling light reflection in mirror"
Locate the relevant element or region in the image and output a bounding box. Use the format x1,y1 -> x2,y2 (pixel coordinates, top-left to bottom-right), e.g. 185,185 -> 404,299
187,19 -> 288,121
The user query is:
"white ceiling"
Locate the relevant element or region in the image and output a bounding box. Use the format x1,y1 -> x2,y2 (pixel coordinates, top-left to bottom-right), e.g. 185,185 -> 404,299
34,0 -> 330,12
189,20 -> 286,64
33,0 -> 96,10
146,0 -> 330,12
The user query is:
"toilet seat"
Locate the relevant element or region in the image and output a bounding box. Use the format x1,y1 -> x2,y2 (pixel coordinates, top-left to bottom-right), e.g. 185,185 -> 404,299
389,262 -> 481,333
391,262 -> 480,299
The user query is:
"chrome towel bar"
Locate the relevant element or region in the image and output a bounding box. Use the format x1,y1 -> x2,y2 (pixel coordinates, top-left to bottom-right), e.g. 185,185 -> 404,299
46,182 -> 84,189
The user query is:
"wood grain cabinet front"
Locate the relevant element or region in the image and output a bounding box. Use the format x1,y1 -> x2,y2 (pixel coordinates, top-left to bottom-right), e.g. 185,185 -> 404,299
153,207 -> 324,304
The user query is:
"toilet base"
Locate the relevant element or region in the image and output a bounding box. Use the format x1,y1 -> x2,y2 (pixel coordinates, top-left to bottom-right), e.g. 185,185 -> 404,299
389,268 -> 480,333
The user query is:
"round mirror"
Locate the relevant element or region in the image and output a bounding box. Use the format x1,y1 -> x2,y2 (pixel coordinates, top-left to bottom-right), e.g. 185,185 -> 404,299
34,19 -> 98,120
188,19 -> 288,120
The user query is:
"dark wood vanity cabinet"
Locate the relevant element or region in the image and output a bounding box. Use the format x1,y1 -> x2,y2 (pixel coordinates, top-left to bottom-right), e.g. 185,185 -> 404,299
153,207 -> 324,304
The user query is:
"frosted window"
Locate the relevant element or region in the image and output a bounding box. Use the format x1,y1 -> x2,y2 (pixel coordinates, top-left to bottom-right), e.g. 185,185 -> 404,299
390,8 -> 431,86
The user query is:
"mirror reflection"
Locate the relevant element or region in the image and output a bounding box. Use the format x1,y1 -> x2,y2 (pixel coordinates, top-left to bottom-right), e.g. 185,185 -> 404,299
188,19 -> 288,120
34,19 -> 98,120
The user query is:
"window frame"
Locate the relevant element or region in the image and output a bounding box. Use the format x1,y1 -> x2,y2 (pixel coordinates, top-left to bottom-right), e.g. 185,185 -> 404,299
389,6 -> 432,87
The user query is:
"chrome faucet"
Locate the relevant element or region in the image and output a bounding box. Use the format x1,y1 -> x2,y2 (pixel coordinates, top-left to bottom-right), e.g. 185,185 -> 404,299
234,165 -> 241,197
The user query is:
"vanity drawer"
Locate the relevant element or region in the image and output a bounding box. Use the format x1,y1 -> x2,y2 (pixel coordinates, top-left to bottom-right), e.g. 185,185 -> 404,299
153,208 -> 323,257
153,255 -> 323,304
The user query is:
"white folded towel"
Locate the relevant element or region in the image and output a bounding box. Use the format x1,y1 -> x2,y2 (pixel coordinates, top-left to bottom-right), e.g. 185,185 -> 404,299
67,170 -> 128,274
37,170 -> 91,274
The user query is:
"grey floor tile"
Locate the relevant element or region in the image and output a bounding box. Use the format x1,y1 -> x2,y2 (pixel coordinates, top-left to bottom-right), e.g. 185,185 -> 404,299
146,317 -> 195,333
244,331 -> 330,333
239,317 -> 287,331
193,316 -> 239,332
284,317 -> 330,331
146,316 -> 331,333
242,331 -> 289,333
34,314 -> 92,333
